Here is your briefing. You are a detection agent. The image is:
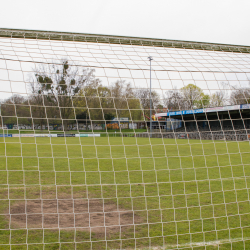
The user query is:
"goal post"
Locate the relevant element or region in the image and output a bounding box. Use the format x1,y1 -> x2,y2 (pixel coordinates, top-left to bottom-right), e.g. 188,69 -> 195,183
0,28 -> 250,249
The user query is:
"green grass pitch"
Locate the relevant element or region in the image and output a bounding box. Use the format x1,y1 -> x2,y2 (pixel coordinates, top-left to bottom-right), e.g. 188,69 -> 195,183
0,137 -> 250,249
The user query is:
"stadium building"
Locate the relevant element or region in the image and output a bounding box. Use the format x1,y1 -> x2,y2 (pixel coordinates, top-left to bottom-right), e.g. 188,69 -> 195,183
153,104 -> 250,141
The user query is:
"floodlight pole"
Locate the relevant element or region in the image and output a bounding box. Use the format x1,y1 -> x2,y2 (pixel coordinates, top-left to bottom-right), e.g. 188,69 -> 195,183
148,56 -> 153,138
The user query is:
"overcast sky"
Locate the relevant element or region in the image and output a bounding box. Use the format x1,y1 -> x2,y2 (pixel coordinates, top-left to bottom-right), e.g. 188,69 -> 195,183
1,0 -> 250,46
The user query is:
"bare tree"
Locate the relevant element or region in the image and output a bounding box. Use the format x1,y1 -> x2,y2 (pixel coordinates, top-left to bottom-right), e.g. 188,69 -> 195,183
210,91 -> 227,107
220,81 -> 250,105
1,95 -> 31,126
111,80 -> 140,119
135,89 -> 160,117
164,89 -> 184,111
230,88 -> 250,105
30,60 -> 97,130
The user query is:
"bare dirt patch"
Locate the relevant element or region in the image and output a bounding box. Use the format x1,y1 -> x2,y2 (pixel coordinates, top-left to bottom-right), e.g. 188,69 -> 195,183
6,198 -> 142,236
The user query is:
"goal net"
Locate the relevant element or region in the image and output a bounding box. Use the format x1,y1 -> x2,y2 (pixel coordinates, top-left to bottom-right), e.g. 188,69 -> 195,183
0,28 -> 250,249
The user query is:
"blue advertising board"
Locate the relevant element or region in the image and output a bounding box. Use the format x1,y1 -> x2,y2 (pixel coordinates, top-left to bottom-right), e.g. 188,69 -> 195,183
167,109 -> 204,117
241,104 -> 250,109
0,134 -> 12,137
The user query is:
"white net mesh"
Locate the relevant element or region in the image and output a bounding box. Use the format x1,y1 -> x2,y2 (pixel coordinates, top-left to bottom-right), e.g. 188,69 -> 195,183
0,29 -> 250,249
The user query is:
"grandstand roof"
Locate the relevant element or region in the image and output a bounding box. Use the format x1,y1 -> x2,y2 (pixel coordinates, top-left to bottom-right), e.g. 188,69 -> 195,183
155,104 -> 250,119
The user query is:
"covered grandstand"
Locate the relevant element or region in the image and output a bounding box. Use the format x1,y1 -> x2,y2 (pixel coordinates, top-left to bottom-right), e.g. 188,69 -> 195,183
153,104 -> 250,141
